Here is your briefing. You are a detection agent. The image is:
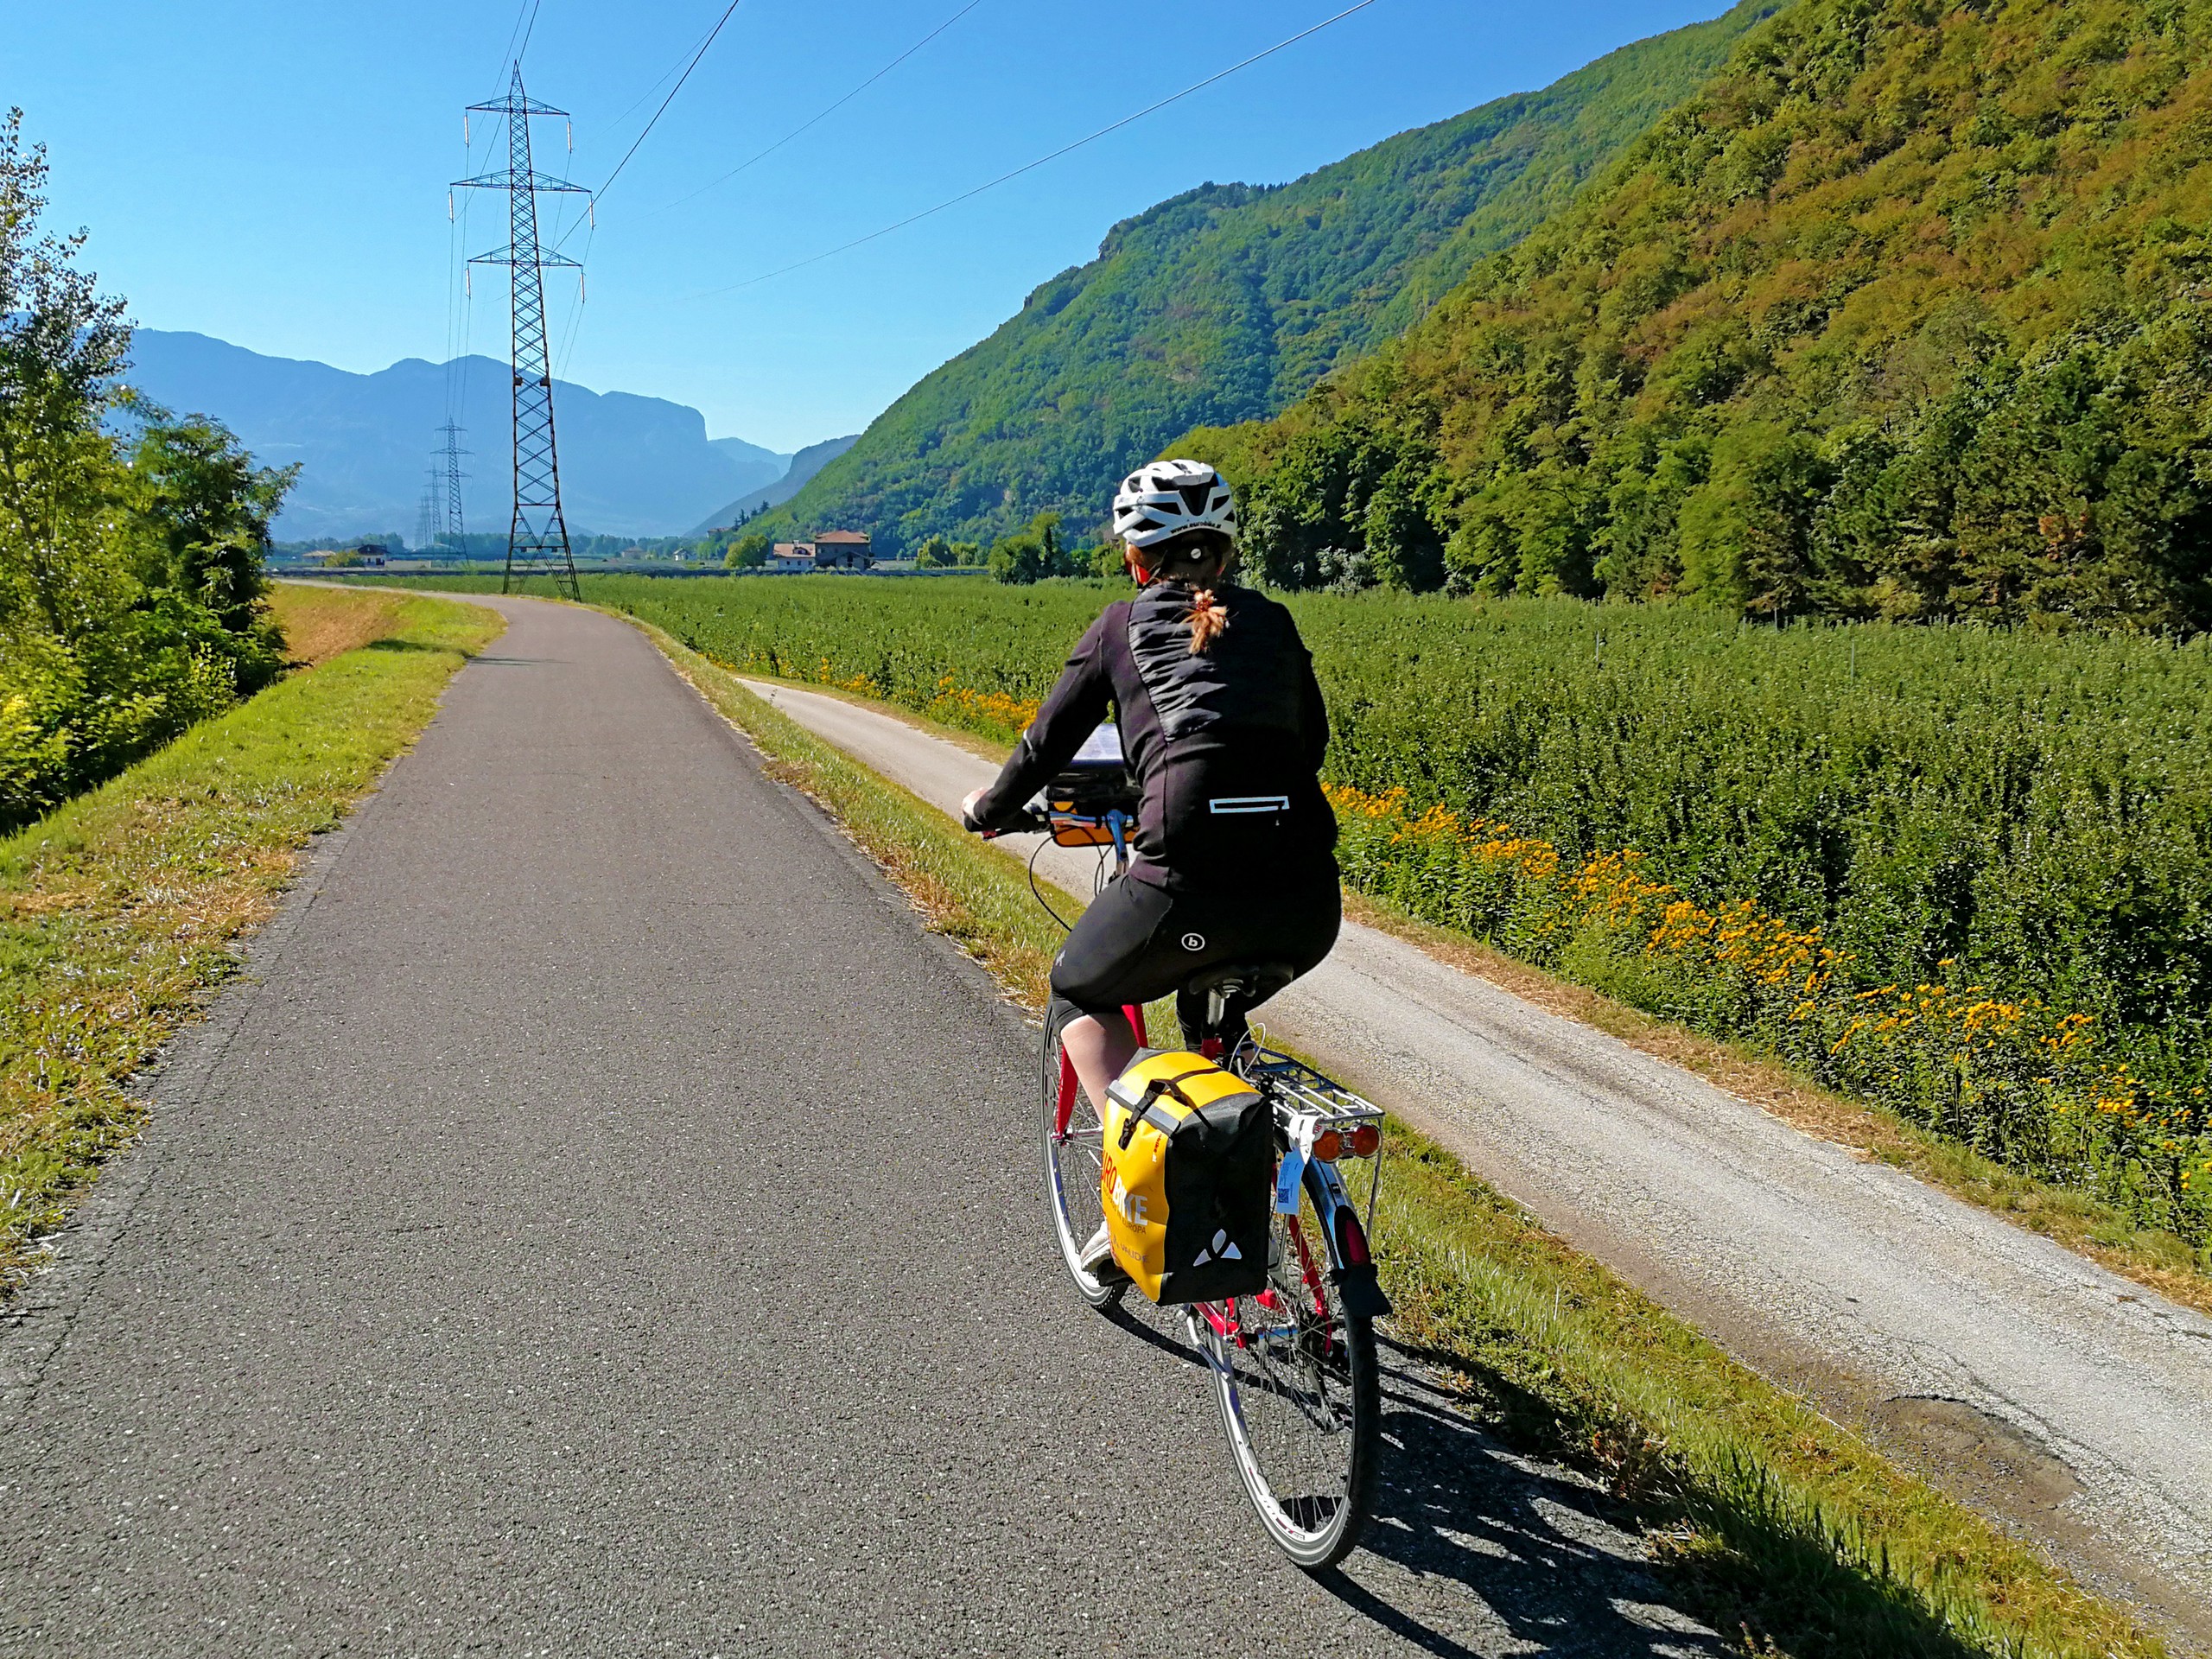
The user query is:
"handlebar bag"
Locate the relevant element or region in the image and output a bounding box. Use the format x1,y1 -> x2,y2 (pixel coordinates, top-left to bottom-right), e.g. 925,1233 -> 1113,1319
1102,1050 -> 1271,1304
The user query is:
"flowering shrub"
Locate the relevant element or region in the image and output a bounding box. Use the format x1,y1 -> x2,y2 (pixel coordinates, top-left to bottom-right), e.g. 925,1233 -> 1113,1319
1329,782 -> 2212,1243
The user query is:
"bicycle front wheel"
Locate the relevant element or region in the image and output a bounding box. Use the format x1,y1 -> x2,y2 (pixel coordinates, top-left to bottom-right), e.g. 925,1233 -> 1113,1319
1194,1198 -> 1379,1569
1040,1001 -> 1124,1311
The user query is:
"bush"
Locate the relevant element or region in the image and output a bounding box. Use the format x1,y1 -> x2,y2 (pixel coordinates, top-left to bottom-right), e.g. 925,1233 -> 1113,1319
0,110 -> 294,832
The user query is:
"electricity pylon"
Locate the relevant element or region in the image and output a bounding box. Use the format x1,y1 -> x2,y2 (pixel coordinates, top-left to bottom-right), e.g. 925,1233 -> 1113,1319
456,67 -> 586,600
415,473 -> 442,554
438,421 -> 470,552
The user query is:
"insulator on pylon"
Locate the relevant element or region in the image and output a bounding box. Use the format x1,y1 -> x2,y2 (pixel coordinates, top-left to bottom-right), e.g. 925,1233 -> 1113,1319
566,119 -> 573,154
447,191 -> 454,222
579,271 -> 587,302
463,115 -> 470,145
465,267 -> 473,299
588,198 -> 595,229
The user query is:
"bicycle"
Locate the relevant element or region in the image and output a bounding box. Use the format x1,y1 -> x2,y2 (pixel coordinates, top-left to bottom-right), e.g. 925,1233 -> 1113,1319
992,726 -> 1389,1570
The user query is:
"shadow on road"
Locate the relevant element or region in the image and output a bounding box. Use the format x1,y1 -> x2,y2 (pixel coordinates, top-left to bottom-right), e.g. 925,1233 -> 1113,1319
1105,1303 -> 1724,1656
1099,1307 -> 2003,1659
1332,1350 -> 1726,1658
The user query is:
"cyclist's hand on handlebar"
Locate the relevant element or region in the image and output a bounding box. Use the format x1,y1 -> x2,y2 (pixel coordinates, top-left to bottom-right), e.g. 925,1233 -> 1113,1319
960,787 -> 989,832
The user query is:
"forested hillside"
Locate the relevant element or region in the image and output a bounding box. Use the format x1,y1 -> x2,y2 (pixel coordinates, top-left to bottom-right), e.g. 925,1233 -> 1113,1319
1194,0 -> 2212,630
759,0 -> 1779,552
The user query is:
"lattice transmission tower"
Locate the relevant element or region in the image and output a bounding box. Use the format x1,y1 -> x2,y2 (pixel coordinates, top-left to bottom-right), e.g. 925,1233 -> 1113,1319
437,421 -> 470,552
415,472 -> 442,554
456,67 -> 586,599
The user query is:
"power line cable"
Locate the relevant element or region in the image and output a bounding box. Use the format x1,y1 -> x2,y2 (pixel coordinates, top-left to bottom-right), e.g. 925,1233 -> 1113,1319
515,0 -> 546,66
683,0 -> 1377,300
493,0 -> 536,81
647,0 -> 986,219
604,9 -> 735,131
592,0 -> 747,211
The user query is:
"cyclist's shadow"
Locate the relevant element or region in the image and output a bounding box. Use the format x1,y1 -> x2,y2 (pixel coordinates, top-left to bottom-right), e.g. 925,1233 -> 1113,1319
1325,1340 -> 1726,1657
1103,1309 -> 1723,1656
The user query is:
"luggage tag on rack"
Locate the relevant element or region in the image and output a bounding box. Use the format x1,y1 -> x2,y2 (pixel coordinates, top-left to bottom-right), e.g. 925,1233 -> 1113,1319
1275,1111 -> 1323,1214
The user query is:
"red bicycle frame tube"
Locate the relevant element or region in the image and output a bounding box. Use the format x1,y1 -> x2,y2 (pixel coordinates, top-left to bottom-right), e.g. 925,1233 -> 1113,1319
1053,1002 -> 1152,1140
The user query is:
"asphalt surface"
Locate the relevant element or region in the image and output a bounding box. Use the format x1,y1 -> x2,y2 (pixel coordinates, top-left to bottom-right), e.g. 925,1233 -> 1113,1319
742,674 -> 2212,1644
0,597 -> 1724,1657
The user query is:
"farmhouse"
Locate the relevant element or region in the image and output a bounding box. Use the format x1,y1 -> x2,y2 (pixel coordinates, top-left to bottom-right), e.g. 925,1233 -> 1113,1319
813,530 -> 873,570
764,531 -> 874,573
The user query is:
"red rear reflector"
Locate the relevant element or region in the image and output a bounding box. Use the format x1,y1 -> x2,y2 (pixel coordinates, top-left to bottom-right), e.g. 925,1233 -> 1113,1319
1349,1123 -> 1380,1159
1313,1129 -> 1344,1162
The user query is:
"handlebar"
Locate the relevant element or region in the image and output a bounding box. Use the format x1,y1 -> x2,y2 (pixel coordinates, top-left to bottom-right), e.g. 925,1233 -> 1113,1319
976,810 -> 1048,841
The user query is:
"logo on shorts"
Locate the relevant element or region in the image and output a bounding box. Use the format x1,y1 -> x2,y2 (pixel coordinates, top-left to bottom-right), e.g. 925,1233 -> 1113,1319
1180,932 -> 1206,951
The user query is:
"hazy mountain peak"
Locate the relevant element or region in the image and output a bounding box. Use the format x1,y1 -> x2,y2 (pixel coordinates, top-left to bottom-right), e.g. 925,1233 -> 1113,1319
123,329 -> 807,540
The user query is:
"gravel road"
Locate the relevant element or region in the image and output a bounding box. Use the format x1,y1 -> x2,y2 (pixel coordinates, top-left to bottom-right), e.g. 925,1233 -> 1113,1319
739,672 -> 2212,1644
0,597 -> 1726,1657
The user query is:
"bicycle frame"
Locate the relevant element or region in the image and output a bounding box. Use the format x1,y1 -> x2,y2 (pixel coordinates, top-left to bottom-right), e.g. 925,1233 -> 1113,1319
1037,799 -> 1382,1314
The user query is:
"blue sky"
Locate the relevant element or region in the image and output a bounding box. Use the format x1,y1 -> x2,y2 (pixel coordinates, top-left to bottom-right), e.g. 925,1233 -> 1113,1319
10,0 -> 1726,451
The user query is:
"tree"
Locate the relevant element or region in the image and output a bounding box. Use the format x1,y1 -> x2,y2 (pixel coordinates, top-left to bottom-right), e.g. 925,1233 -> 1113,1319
726,531 -> 770,570
128,411 -> 295,644
912,534 -> 954,569
988,536 -> 1043,585
0,108 -> 130,641
987,511 -> 1072,584
0,109 -> 299,830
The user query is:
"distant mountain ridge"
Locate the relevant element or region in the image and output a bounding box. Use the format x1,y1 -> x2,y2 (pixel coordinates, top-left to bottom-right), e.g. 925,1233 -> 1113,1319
755,0 -> 1779,553
690,435 -> 861,534
123,330 -> 802,541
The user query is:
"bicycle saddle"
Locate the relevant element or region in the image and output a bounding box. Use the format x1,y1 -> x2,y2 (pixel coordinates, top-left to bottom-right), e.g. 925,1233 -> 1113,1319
1179,962 -> 1296,1047
1183,961 -> 1296,1002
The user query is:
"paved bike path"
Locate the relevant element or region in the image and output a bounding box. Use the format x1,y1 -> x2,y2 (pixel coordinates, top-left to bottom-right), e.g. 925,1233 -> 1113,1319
740,675 -> 2212,1642
0,597 -> 1719,1657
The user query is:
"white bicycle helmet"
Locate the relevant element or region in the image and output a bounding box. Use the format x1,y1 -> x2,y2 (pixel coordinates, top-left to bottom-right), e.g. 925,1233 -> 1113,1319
1112,458 -> 1236,549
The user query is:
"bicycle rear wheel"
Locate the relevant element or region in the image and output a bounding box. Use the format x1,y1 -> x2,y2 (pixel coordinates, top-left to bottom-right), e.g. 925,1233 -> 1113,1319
1194,1194 -> 1379,1569
1040,1001 -> 1124,1311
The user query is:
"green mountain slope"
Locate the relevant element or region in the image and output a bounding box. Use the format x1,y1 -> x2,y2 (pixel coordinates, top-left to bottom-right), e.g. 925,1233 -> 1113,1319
1196,0 -> 2212,630
760,0 -> 1780,552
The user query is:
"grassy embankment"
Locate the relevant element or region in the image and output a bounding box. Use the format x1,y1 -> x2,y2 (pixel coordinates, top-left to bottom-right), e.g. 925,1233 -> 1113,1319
633,613 -> 2161,1659
386,571 -> 2212,1314
0,585 -> 502,1288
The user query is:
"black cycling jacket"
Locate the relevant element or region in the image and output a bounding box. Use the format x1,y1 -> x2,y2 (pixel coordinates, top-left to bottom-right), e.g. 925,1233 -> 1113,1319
969,581 -> 1336,890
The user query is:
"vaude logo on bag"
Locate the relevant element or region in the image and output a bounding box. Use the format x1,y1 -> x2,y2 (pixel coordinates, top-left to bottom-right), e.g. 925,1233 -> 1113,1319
1192,1228 -> 1242,1267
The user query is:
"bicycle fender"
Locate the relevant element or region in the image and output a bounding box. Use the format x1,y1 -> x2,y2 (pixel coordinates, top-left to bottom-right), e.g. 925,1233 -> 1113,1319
1331,1262 -> 1391,1321
1308,1166 -> 1394,1321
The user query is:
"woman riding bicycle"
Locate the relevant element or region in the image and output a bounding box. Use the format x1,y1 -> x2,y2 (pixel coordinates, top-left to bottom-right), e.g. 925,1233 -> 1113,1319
961,458 -> 1340,1145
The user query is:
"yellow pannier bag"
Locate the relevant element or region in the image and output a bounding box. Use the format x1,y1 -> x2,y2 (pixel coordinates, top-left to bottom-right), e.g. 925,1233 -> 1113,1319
1102,1049 -> 1273,1305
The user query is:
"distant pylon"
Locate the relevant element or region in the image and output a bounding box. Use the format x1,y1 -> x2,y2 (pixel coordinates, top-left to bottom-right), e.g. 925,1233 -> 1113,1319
438,421 -> 470,550
416,472 -> 442,554
455,67 -> 587,600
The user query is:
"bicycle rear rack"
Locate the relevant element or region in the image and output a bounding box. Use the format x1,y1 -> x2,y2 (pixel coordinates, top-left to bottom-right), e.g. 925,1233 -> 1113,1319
1238,1048 -> 1386,1237
1239,1050 -> 1383,1127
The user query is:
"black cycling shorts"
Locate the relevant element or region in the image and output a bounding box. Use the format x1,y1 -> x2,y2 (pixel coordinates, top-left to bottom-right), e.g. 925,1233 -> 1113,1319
1049,864 -> 1340,1027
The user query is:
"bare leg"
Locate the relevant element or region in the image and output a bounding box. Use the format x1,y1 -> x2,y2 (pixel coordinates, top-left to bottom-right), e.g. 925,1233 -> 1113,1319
1062,1010 -> 1140,1122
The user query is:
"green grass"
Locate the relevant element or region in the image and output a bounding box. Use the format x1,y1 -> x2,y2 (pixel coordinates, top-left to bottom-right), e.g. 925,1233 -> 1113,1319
0,591 -> 503,1289
636,616 -> 2164,1659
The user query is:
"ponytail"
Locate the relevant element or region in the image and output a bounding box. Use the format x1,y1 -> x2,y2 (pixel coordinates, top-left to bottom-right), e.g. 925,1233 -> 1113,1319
1186,587 -> 1229,653
1128,528 -> 1236,653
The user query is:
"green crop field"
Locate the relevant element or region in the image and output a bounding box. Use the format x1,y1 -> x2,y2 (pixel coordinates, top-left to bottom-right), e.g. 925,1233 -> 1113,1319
404,571 -> 2212,1255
